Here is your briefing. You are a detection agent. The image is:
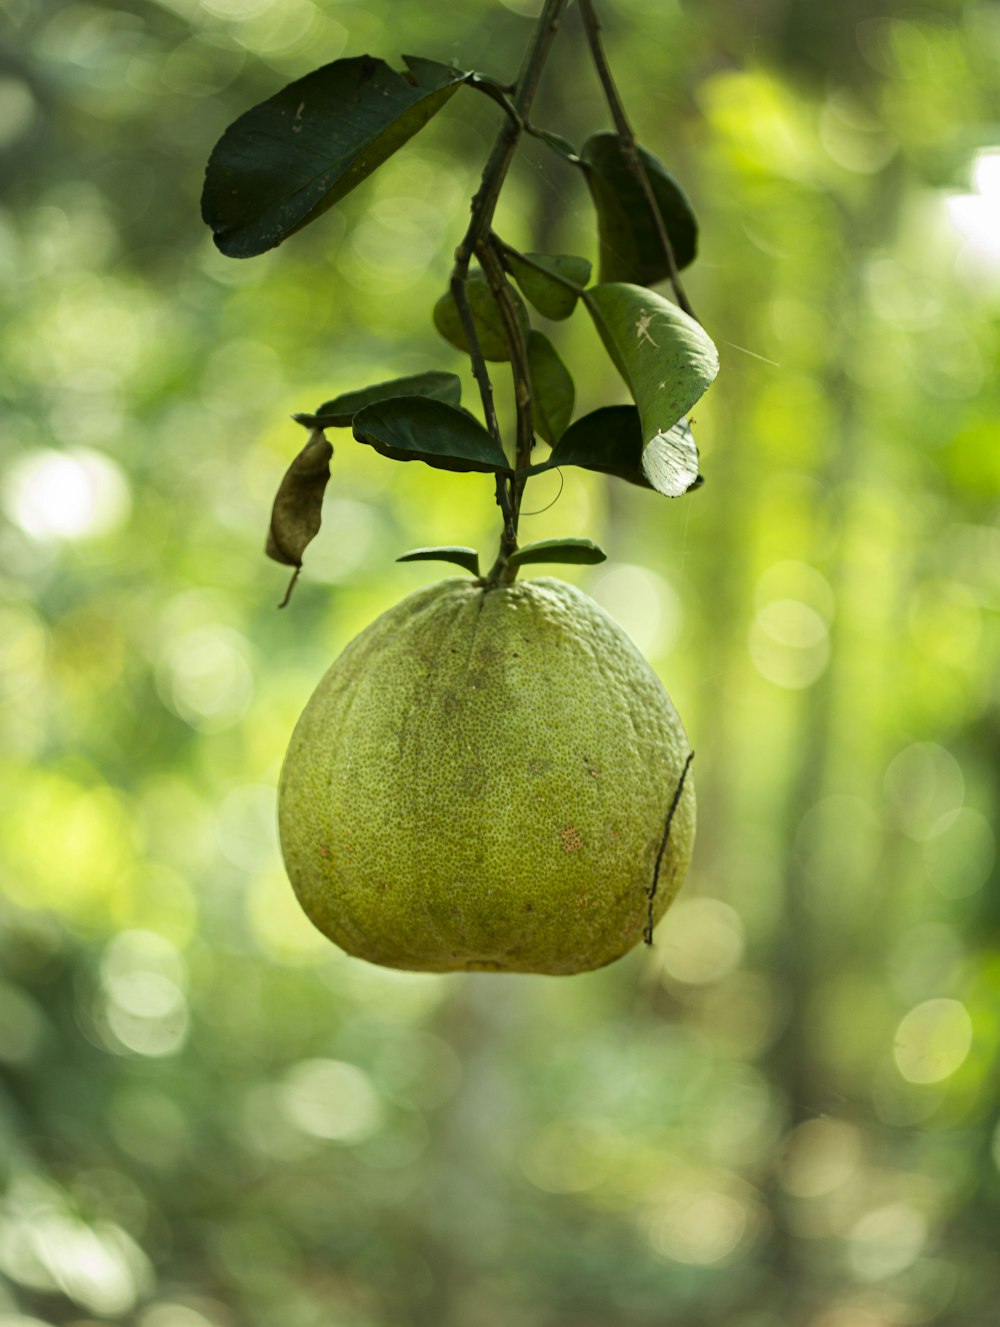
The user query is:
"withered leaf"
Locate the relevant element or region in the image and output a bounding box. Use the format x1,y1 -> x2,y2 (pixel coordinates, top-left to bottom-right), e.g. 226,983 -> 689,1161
265,428 -> 333,605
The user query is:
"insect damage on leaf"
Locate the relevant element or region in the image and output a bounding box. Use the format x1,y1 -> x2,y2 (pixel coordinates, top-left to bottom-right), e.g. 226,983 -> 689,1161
266,428 -> 334,607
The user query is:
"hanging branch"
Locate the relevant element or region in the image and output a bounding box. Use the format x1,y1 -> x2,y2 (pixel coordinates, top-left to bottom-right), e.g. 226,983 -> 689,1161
578,0 -> 698,322
201,0 -> 719,599
449,0 -> 568,581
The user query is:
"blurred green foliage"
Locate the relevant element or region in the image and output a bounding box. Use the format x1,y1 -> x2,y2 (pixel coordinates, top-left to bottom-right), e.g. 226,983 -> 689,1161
2,0 -> 1000,1324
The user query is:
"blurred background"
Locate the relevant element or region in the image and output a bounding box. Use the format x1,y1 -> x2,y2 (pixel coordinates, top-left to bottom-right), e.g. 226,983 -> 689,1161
2,0 -> 1000,1323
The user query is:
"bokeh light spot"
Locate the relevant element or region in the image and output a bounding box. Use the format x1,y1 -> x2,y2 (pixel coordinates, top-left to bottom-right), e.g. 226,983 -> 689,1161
779,1119 -> 862,1198
922,807 -> 995,899
0,76 -> 37,149
280,1059 -> 382,1143
847,1202 -> 927,1281
893,998 -> 972,1084
659,898 -> 744,986
647,1186 -> 752,1265
884,743 -> 964,841
589,562 -> 681,657
3,448 -> 130,541
156,626 -> 254,731
99,931 -> 189,1059
749,598 -> 829,688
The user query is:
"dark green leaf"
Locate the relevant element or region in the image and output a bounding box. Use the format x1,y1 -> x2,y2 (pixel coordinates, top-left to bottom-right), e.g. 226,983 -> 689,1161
527,330 -> 574,445
295,372 -> 462,428
433,270 -> 529,362
507,252 -> 591,321
507,537 -> 607,569
397,546 -> 481,576
352,397 -> 510,474
580,132 -> 698,285
202,55 -> 468,258
583,283 -> 717,470
540,405 -> 701,497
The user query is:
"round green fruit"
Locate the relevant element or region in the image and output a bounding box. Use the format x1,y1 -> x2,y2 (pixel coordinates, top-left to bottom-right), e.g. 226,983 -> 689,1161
278,576 -> 695,975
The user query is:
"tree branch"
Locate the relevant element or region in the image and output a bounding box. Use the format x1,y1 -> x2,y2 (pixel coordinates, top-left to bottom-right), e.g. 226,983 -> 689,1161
449,0 -> 568,583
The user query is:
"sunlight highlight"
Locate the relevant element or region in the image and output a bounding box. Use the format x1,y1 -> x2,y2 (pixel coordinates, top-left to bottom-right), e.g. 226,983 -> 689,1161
946,148 -> 1000,272
3,448 -> 130,541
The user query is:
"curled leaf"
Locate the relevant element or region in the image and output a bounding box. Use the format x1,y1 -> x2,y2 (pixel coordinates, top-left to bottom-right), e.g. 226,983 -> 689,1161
535,404 -> 701,497
265,428 -> 334,606
583,283 -> 717,487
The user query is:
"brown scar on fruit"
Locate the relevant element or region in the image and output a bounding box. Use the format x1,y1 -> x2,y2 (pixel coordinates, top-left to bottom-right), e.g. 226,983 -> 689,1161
643,750 -> 695,946
319,843 -> 330,858
560,825 -> 582,852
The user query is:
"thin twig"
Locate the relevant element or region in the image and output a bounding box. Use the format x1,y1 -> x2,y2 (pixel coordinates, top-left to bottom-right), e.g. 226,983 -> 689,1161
644,750 -> 695,944
450,276 -> 502,451
577,0 -> 698,323
467,75 -> 523,128
477,238 -> 533,474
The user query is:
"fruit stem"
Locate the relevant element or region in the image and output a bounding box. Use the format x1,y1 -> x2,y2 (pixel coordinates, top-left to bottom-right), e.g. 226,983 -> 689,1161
450,0 -> 569,586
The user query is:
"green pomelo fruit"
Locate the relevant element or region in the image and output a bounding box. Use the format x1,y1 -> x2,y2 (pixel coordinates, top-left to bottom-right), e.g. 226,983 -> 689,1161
278,576 -> 695,975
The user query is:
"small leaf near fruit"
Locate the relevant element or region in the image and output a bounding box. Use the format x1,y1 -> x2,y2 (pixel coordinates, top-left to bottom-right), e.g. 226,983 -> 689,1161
579,132 -> 698,285
433,270 -> 530,362
535,404 -> 701,498
583,283 -> 718,455
295,371 -> 463,429
352,396 -> 511,474
202,55 -> 468,258
527,330 -> 574,445
397,546 -> 481,576
506,252 -> 592,321
265,428 -> 334,606
507,537 -> 607,568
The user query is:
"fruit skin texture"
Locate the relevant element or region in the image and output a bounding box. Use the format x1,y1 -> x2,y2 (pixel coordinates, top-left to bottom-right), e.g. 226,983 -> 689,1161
278,576 -> 695,975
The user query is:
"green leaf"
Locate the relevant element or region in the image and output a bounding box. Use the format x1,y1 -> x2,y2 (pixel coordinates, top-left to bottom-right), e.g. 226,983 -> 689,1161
202,55 -> 468,258
583,284 -> 717,481
541,404 -> 701,497
352,397 -> 511,474
507,537 -> 607,569
295,372 -> 462,428
265,428 -> 333,568
506,252 -> 591,321
527,330 -> 574,445
580,132 -> 698,285
397,546 -> 481,576
433,270 -> 530,362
